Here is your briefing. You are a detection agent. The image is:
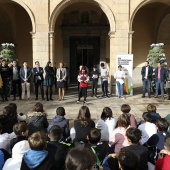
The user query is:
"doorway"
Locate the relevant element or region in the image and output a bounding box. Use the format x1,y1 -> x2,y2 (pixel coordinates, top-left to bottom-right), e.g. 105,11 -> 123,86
70,36 -> 100,83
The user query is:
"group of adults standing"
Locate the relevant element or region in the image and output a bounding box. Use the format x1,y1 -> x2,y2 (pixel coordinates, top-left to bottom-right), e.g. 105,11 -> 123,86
0,59 -> 67,101
141,61 -> 170,100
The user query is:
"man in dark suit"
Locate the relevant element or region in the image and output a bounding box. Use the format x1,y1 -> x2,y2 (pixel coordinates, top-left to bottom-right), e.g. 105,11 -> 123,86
141,61 -> 153,98
11,60 -> 21,100
0,59 -> 11,101
20,61 -> 32,100
33,61 -> 44,100
154,62 -> 167,99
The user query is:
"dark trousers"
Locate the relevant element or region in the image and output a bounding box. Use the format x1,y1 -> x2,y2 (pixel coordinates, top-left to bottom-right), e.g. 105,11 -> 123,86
35,80 -> 44,99
101,80 -> 108,96
65,78 -> 68,90
78,87 -> 87,101
92,81 -> 98,96
168,88 -> 170,99
12,79 -> 21,98
78,81 -> 80,92
2,79 -> 9,100
46,85 -> 52,100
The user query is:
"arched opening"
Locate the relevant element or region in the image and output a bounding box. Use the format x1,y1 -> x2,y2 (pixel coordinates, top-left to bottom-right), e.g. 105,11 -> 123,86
0,1 -> 33,67
53,2 -> 110,83
131,2 -> 170,86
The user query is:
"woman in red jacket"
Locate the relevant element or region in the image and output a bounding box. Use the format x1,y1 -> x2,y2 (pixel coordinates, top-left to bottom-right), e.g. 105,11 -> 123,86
77,66 -> 89,103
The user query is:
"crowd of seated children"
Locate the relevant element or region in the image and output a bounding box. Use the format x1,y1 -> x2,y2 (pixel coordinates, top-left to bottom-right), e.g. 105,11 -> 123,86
1,102 -> 170,170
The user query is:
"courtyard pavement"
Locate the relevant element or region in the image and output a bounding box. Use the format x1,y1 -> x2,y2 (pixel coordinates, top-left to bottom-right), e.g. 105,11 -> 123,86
0,86 -> 170,126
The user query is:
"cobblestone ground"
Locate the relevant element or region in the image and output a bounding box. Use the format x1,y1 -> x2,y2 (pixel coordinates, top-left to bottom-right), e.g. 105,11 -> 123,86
0,86 -> 170,126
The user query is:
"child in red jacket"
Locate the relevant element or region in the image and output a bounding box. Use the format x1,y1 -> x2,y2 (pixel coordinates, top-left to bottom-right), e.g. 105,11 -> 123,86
77,66 -> 89,103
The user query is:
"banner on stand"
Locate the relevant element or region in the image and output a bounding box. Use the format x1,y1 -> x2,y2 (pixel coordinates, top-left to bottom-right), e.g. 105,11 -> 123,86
116,54 -> 133,96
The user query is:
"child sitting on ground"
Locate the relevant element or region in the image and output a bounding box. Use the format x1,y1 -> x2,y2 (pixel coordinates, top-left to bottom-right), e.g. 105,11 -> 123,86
0,106 -> 18,133
20,131 -> 55,170
47,107 -> 70,141
0,123 -> 16,153
84,128 -> 108,166
147,104 -> 161,124
121,104 -> 137,128
10,122 -> 28,152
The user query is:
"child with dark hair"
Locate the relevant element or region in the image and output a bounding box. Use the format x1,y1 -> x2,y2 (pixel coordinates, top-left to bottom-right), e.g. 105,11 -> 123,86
20,131 -> 55,170
47,107 -> 70,141
96,107 -> 117,142
0,106 -> 18,133
138,112 -> 157,145
105,148 -> 138,170
65,148 -> 96,170
0,123 -> 16,153
117,148 -> 138,170
77,66 -> 89,103
73,106 -> 95,143
27,102 -> 49,136
109,113 -> 130,153
145,118 -> 169,153
10,122 -> 28,152
125,127 -> 148,170
90,65 -> 99,97
121,104 -> 137,128
46,125 -> 71,170
84,128 -> 108,166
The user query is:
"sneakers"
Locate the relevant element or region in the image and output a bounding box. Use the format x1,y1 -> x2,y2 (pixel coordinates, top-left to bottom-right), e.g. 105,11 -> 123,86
120,96 -> 125,99
142,95 -> 145,98
77,100 -> 80,103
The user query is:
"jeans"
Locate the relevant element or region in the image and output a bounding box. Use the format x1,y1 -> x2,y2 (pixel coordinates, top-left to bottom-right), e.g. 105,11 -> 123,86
116,81 -> 124,97
101,80 -> 108,96
142,79 -> 151,96
155,79 -> 164,97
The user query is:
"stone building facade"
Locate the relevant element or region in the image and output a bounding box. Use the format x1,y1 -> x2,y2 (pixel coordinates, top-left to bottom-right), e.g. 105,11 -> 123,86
0,0 -> 170,87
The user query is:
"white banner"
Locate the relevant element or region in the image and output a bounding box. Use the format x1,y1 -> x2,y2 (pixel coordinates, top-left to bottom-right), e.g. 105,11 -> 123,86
116,54 -> 133,96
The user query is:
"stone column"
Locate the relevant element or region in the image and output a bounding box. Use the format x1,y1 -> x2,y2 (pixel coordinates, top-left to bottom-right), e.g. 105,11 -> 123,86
49,31 -> 55,63
128,31 -> 134,54
100,36 -> 107,62
108,31 -> 116,94
30,31 -> 49,68
30,31 -> 36,66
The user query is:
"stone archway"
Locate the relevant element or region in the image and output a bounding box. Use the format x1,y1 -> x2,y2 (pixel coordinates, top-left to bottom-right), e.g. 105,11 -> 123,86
49,0 -> 116,87
0,0 -> 34,67
0,0 -> 35,32
129,0 -> 170,86
49,1 -> 114,84
49,0 -> 115,33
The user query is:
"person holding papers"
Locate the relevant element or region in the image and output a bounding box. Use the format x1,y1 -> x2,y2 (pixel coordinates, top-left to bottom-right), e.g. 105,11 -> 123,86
114,65 -> 125,99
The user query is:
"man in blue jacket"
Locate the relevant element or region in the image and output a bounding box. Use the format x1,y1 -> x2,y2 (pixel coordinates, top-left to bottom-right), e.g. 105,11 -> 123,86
155,62 -> 167,99
141,61 -> 153,98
